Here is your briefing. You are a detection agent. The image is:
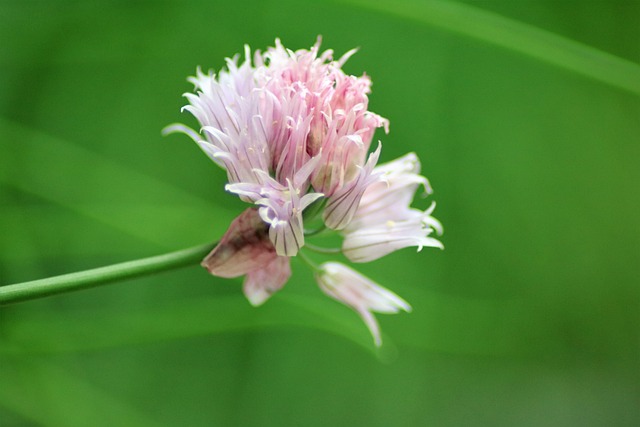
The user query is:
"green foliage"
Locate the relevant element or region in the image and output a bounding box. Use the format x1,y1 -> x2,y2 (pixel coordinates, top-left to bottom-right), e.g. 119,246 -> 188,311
1,0 -> 638,425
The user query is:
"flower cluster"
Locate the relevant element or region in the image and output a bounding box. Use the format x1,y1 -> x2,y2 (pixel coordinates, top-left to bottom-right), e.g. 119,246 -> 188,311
166,38 -> 442,346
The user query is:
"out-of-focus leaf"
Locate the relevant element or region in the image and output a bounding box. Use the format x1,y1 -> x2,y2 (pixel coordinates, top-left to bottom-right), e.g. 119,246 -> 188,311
336,0 -> 640,95
0,355 -> 163,427
0,117 -> 229,248
1,293 -> 381,356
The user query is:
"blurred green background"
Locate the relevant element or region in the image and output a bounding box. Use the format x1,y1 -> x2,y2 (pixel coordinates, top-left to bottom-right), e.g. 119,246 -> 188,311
1,0 -> 639,426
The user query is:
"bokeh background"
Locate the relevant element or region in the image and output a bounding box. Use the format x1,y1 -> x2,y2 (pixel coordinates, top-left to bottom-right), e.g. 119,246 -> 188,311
1,0 -> 639,426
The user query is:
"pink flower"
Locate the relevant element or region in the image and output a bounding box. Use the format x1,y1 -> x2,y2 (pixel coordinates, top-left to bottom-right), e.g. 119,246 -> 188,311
315,262 -> 411,347
342,153 -> 443,263
165,38 -> 388,257
166,39 -> 443,346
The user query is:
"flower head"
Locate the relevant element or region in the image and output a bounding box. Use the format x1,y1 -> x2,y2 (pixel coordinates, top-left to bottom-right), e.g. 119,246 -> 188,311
166,38 -> 442,346
166,37 -> 387,256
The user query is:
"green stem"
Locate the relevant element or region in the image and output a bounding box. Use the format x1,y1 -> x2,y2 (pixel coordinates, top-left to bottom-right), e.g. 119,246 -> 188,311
303,224 -> 327,237
0,242 -> 216,306
304,243 -> 342,255
297,250 -> 323,273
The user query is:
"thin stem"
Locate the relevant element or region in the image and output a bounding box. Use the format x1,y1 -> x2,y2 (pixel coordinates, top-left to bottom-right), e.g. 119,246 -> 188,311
303,223 -> 327,237
302,197 -> 327,222
297,250 -> 323,273
304,243 -> 343,255
0,242 -> 216,306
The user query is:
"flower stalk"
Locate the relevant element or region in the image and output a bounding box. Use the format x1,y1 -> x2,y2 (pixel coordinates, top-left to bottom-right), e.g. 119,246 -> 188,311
0,242 -> 216,306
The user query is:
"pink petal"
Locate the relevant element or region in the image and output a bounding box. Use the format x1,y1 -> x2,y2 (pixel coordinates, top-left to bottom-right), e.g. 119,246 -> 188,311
323,143 -> 381,230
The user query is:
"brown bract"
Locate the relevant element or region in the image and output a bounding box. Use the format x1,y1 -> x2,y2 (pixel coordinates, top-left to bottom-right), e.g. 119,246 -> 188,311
201,208 -> 276,278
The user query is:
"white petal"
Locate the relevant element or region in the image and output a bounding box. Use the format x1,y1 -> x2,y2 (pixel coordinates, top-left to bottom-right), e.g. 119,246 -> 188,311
315,262 -> 410,346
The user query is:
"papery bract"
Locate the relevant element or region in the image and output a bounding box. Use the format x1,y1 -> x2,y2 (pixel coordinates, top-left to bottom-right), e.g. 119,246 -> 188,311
201,208 -> 290,306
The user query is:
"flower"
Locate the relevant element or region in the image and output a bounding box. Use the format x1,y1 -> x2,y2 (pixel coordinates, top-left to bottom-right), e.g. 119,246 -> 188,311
342,153 -> 444,263
316,262 -> 411,347
166,38 -> 443,346
165,37 -> 387,257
